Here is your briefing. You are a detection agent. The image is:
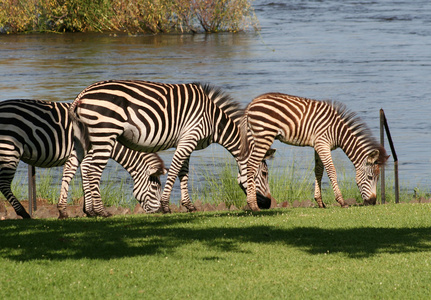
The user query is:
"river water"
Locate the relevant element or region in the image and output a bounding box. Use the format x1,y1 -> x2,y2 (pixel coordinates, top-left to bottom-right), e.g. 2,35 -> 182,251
1,0 -> 430,203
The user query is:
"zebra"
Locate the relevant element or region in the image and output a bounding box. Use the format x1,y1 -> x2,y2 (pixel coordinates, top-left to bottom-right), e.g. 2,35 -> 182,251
0,99 -> 166,219
69,80 -> 275,215
239,93 -> 389,210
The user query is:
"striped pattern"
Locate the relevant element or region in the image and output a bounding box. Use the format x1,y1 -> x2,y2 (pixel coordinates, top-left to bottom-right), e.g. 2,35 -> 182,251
240,93 -> 388,209
0,99 -> 165,219
69,80 -> 273,215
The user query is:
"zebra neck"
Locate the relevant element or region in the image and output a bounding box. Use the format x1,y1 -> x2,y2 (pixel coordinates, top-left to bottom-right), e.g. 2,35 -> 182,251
338,132 -> 375,168
214,117 -> 241,159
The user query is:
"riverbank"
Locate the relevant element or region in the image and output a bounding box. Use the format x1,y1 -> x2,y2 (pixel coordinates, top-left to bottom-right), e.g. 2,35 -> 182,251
2,196 -> 428,220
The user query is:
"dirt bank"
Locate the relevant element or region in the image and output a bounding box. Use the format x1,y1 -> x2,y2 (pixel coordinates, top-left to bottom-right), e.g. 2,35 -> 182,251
2,197 -> 426,220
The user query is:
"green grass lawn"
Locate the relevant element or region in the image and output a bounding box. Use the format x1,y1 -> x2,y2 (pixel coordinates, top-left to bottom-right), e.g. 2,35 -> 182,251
1,203 -> 431,299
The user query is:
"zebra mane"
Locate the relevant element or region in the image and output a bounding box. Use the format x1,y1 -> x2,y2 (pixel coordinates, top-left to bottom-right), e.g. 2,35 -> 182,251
199,83 -> 244,123
326,100 -> 388,164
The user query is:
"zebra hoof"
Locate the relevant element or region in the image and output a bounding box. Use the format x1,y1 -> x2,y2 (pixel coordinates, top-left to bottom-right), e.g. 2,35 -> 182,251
186,205 -> 197,212
246,204 -> 260,212
162,207 -> 171,214
102,211 -> 112,218
19,211 -> 32,219
96,210 -> 112,218
57,206 -> 69,219
84,211 -> 97,218
58,211 -> 69,219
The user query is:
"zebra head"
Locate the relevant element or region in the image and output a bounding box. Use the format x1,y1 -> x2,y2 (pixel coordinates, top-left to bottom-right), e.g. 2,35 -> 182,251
134,165 -> 168,213
238,149 -> 277,209
355,147 -> 389,205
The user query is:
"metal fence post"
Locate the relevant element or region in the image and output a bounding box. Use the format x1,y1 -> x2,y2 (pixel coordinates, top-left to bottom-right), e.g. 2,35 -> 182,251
380,109 -> 386,204
380,109 -> 399,204
28,165 -> 36,216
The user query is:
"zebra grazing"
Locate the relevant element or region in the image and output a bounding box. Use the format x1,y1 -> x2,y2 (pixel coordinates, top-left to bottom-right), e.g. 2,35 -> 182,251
0,99 -> 166,219
69,80 -> 274,215
239,93 -> 389,209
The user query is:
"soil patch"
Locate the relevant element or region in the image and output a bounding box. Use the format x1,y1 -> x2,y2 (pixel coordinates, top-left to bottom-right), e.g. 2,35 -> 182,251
0,197 -> 366,220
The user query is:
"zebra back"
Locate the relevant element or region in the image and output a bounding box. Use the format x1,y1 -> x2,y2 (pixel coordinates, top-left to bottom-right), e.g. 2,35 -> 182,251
0,99 -> 74,167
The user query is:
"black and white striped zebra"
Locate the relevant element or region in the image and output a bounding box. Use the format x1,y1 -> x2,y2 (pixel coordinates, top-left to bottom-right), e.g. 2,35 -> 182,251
69,80 -> 274,215
239,93 -> 389,210
0,99 -> 166,219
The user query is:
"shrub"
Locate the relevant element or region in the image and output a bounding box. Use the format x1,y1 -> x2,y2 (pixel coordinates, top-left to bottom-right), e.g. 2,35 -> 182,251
0,0 -> 259,34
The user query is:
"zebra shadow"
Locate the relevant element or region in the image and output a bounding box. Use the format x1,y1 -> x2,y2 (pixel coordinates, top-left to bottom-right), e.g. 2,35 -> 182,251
1,212 -> 431,261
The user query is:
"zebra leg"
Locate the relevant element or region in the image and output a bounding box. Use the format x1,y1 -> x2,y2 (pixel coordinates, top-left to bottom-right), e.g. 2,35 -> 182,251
315,145 -> 347,208
178,157 -> 197,212
160,139 -> 198,214
313,151 -> 326,208
0,159 -> 31,219
85,148 -> 112,217
58,151 -> 79,219
80,151 -> 97,217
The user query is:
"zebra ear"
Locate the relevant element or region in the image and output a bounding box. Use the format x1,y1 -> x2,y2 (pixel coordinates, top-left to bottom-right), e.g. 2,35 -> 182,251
367,150 -> 380,164
147,166 -> 168,176
264,148 -> 276,160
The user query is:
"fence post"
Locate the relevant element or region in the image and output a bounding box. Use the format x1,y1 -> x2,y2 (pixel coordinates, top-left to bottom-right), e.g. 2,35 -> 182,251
379,109 -> 399,204
380,109 -> 386,204
28,165 -> 36,216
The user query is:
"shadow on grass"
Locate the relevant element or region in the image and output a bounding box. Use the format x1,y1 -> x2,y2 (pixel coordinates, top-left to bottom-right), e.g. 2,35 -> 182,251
1,211 -> 430,261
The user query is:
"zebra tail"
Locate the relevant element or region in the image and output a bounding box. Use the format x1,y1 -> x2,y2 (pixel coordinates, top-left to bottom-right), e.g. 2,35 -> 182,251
68,100 -> 91,162
238,113 -> 252,161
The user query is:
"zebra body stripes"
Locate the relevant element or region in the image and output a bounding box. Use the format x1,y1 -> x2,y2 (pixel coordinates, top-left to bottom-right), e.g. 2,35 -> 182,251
239,93 -> 388,209
69,80 -> 274,215
0,99 -> 166,219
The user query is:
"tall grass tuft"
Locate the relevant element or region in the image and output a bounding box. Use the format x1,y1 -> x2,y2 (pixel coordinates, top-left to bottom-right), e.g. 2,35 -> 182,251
100,167 -> 135,209
0,0 -> 259,34
191,158 -> 246,208
36,169 -> 61,204
268,158 -> 315,203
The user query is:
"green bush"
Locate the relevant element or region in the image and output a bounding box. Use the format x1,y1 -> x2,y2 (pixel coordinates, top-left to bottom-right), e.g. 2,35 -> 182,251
0,0 -> 258,34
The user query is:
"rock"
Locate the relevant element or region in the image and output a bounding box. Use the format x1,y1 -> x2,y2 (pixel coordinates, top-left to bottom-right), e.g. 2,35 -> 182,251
270,197 -> 278,209
292,200 -> 301,208
33,207 -> 53,219
6,207 -> 20,219
216,202 -> 228,211
179,205 -> 188,213
72,206 -> 85,218
118,207 -> 131,215
193,200 -> 204,211
0,201 -> 7,216
300,200 -> 314,208
230,205 -> 239,211
134,203 -> 146,214
280,201 -> 290,208
106,206 -> 119,215
344,198 -> 358,206
169,204 -> 180,213
203,203 -> 215,211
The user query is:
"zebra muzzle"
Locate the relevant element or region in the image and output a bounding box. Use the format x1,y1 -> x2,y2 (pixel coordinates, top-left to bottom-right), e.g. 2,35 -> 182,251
256,192 -> 276,209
